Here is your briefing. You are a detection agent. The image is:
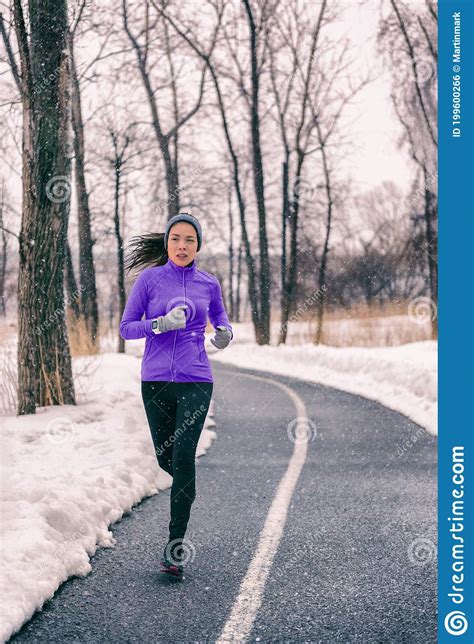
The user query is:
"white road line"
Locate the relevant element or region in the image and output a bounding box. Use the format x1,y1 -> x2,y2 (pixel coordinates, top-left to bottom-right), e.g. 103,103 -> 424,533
216,372 -> 309,643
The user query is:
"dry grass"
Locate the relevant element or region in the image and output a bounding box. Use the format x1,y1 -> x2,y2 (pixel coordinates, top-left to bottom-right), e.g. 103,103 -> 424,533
278,300 -> 436,347
324,300 -> 412,321
0,344 -> 17,414
317,319 -> 432,347
67,312 -> 101,357
0,314 -> 104,415
0,320 -> 18,414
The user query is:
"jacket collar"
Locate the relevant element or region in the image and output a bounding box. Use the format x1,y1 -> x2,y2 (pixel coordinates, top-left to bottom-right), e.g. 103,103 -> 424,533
164,257 -> 198,277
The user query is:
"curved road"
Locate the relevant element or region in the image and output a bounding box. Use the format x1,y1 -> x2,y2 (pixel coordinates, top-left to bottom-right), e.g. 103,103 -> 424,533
10,361 -> 437,643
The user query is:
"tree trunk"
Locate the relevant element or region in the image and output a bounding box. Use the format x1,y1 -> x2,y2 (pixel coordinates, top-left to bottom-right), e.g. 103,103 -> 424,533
236,238 -> 243,323
314,130 -> 333,345
280,153 -> 305,345
0,189 -> 7,317
114,158 -> 126,354
243,0 -> 271,345
227,182 -> 234,320
69,37 -> 99,347
15,0 -> 75,414
278,159 -> 290,345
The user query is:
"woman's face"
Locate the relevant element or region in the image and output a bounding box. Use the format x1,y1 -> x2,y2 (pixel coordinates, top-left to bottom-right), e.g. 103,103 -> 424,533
167,222 -> 199,267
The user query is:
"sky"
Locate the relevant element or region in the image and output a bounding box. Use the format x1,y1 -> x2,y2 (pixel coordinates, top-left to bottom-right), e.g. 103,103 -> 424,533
334,0 -> 414,193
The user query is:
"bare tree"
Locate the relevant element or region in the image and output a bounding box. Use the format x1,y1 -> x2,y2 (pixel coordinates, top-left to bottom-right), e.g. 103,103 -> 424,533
240,0 -> 273,344
378,0 -> 437,337
350,184 -> 414,305
104,120 -> 141,354
68,1 -> 100,348
266,1 -> 371,344
156,2 -> 268,343
268,0 -> 329,343
0,181 -> 10,316
123,0 -> 215,220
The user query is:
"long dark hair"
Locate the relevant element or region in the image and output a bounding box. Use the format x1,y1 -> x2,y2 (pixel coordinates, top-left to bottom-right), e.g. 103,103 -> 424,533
124,232 -> 168,273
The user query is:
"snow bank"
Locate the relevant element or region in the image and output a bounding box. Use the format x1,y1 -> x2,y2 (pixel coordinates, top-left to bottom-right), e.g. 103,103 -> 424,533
210,340 -> 437,436
0,353 -> 216,643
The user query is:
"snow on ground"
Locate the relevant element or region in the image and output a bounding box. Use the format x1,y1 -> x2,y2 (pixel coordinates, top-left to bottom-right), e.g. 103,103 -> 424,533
210,339 -> 437,436
0,323 -> 436,642
0,352 -> 216,643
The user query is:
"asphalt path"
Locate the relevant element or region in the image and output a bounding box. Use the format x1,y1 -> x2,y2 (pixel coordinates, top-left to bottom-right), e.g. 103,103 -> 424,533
10,360 -> 437,643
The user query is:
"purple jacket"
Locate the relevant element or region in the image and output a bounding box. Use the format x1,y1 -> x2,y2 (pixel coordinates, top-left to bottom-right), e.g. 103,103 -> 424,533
119,257 -> 233,382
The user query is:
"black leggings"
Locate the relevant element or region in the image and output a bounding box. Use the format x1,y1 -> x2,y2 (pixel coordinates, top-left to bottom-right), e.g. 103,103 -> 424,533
141,381 -> 213,543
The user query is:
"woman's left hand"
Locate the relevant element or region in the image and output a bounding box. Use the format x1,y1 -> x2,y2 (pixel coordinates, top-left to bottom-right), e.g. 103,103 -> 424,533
210,326 -> 232,349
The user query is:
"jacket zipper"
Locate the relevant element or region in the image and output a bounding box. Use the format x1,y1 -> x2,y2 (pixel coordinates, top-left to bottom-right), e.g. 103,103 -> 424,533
170,332 -> 176,382
170,270 -> 185,381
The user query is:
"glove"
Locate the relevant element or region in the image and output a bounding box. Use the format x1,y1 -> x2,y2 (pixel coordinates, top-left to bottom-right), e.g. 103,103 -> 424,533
153,305 -> 188,333
210,325 -> 232,349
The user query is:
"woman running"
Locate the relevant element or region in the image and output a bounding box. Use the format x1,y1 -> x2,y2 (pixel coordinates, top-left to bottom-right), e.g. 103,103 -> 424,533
119,213 -> 233,578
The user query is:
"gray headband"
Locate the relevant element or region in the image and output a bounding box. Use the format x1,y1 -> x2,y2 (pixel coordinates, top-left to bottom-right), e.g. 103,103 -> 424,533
164,213 -> 202,252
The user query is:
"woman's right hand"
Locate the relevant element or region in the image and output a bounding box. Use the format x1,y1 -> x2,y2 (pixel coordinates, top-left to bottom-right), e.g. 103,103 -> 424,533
154,305 -> 188,332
